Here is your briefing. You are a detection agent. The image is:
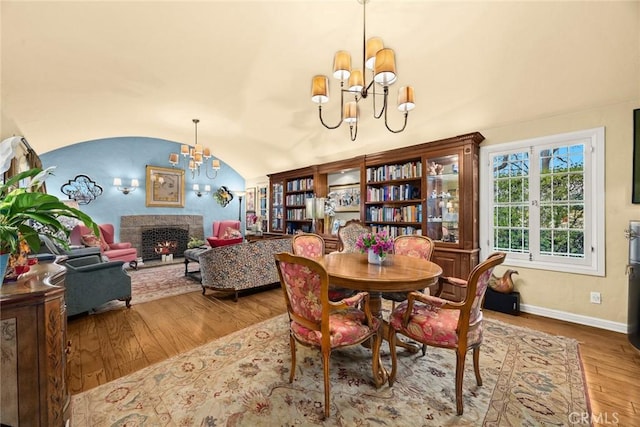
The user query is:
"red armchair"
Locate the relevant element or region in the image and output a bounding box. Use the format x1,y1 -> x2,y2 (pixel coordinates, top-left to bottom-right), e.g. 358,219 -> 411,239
207,220 -> 243,247
71,223 -> 138,268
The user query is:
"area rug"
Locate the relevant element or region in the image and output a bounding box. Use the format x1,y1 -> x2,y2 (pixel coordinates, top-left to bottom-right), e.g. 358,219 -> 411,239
71,314 -> 590,426
93,263 -> 201,313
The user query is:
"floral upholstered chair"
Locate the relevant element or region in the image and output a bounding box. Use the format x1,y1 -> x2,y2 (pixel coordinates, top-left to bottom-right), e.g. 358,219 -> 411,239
291,233 -> 325,259
336,219 -> 370,253
291,233 -> 355,302
382,235 -> 435,305
387,252 -> 506,415
274,252 -> 383,418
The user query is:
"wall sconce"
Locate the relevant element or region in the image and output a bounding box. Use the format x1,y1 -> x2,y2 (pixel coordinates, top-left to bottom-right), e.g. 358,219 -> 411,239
113,178 -> 139,195
193,184 -> 211,197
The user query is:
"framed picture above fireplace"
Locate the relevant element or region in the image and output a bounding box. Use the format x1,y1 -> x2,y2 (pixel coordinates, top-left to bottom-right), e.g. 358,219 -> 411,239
145,165 -> 185,207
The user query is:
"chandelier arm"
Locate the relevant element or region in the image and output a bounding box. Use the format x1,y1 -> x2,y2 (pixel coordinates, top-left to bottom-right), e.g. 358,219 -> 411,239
372,83 -> 386,120
318,81 -> 346,130
349,121 -> 358,141
318,106 -> 343,130
205,167 -> 218,180
383,86 -> 409,133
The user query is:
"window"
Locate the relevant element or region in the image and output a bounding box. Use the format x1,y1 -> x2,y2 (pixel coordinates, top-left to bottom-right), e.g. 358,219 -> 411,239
480,128 -> 605,276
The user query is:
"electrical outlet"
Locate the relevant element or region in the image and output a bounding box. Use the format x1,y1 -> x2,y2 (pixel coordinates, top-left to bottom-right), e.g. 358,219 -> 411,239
590,291 -> 602,304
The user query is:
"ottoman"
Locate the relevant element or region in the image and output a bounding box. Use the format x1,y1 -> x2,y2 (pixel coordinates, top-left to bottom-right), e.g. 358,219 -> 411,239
183,246 -> 209,282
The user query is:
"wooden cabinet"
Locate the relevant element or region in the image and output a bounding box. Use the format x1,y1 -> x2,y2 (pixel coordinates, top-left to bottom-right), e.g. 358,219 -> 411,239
0,261 -> 70,426
257,185 -> 269,232
365,157 -> 423,236
267,133 -> 484,296
268,167 -> 328,235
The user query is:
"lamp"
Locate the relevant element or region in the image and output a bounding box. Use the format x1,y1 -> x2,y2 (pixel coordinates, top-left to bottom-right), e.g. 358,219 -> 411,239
193,184 -> 211,197
113,178 -> 139,195
305,196 -> 326,233
235,190 -> 246,222
169,119 -> 221,179
310,0 -> 415,141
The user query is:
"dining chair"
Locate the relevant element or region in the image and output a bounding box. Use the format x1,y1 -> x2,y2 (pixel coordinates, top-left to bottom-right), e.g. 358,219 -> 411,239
382,234 -> 435,305
387,251 -> 506,415
291,232 -> 325,259
336,219 -> 370,253
274,252 -> 382,418
293,233 -> 357,302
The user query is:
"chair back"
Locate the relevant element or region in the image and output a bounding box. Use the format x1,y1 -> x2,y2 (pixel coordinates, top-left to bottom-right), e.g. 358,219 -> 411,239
213,220 -> 241,238
291,233 -> 325,259
99,223 -> 116,244
393,235 -> 434,260
461,252 -> 506,326
337,219 -> 370,253
275,252 -> 329,335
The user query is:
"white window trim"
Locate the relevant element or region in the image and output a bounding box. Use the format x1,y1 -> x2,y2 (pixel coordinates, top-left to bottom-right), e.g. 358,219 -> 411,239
480,127 -> 605,276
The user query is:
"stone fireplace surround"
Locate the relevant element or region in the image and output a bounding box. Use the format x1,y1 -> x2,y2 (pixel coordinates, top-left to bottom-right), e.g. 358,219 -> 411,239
120,215 -> 204,260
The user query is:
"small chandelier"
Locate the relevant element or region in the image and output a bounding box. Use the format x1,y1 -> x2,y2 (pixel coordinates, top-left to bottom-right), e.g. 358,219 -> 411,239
310,0 -> 415,141
169,119 -> 221,179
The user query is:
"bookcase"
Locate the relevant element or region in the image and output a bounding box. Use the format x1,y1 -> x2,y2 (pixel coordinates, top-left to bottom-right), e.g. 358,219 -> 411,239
365,158 -> 423,237
268,167 -> 326,235
257,185 -> 268,232
267,132 -> 484,298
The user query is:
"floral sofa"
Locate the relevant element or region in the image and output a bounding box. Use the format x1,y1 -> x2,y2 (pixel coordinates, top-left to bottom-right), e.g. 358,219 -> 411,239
198,236 -> 292,301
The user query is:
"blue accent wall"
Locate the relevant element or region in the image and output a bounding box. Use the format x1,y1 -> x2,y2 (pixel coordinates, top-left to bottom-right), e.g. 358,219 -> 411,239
40,137 -> 245,239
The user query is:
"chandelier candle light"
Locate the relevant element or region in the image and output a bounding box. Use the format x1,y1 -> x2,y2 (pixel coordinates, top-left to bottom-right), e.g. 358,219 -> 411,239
311,0 -> 415,141
169,119 -> 221,179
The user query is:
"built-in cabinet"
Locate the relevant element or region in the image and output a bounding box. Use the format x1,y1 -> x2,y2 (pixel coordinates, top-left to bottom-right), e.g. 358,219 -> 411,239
268,167 -> 328,235
268,133 -> 484,297
0,260 -> 70,426
257,185 -> 269,232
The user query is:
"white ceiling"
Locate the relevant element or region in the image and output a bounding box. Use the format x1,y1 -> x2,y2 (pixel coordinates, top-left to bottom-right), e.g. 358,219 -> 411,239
2,1 -> 638,182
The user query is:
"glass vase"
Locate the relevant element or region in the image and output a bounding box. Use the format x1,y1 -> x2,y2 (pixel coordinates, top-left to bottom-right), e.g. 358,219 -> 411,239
368,249 -> 384,265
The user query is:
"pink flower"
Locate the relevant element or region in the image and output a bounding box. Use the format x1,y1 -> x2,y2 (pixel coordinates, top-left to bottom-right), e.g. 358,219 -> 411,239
355,231 -> 393,257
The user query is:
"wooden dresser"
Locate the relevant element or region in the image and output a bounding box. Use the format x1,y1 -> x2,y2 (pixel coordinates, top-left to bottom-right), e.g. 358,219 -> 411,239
0,261 -> 70,426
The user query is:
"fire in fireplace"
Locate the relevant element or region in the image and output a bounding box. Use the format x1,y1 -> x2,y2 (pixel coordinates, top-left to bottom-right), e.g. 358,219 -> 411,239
141,227 -> 189,260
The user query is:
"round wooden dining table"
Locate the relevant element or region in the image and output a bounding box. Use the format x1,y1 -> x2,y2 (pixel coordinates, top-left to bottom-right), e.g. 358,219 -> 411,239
319,252 -> 443,317
319,252 -> 443,385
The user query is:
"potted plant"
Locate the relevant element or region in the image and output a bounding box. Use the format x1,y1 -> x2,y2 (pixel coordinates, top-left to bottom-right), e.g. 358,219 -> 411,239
0,167 -> 99,280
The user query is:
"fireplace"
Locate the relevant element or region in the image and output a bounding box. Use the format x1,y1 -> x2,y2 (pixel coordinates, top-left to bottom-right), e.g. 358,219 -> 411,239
120,215 -> 204,261
141,227 -> 189,260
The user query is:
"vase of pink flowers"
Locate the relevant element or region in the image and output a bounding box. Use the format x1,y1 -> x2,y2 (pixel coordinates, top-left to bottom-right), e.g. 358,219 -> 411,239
356,230 -> 394,265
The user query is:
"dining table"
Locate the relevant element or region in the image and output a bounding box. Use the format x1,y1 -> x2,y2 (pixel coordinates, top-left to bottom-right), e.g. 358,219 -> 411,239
318,252 -> 443,384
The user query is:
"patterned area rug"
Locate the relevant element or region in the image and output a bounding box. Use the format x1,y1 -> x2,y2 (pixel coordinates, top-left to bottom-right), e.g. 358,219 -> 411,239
93,262 -> 201,313
72,314 -> 590,426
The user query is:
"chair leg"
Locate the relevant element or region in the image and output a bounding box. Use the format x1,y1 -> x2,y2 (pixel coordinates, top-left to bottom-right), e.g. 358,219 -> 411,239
388,328 -> 398,386
288,334 -> 296,383
370,329 -> 384,388
455,349 -> 467,415
473,346 -> 482,386
322,347 -> 331,418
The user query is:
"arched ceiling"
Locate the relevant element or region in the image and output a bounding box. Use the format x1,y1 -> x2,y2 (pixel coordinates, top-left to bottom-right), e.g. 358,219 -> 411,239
2,0 -> 637,182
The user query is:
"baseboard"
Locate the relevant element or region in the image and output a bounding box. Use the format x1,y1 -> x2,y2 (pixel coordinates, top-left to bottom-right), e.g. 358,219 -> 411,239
519,303 -> 627,334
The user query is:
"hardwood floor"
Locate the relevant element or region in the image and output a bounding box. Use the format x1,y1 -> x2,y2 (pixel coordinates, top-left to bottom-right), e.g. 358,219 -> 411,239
67,288 -> 639,426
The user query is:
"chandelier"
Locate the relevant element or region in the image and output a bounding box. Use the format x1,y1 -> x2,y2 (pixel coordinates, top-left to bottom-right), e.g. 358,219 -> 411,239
169,119 -> 220,179
310,0 -> 415,141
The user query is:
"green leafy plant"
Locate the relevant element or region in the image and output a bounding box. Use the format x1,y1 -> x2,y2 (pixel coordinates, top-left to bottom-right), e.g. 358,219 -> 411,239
0,167 -> 98,255
187,236 -> 205,249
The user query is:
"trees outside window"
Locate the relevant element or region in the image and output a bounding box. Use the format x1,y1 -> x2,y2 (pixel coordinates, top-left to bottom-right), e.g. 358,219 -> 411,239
480,128 -> 605,276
